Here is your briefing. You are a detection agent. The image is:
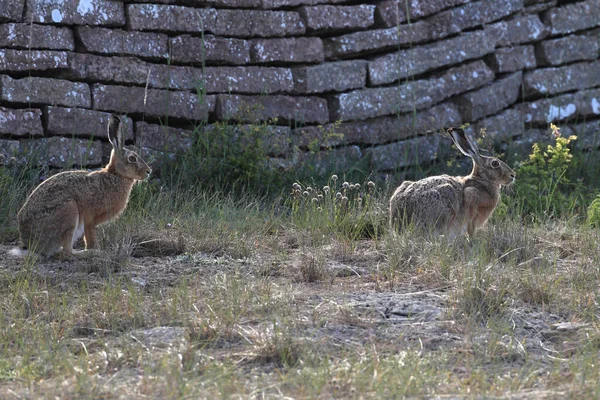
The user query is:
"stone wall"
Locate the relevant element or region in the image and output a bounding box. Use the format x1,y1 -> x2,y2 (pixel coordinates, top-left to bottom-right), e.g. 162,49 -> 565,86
0,0 -> 599,172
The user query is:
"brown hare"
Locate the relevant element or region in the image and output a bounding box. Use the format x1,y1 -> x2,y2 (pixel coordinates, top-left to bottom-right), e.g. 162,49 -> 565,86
12,114 -> 151,259
389,128 -> 515,238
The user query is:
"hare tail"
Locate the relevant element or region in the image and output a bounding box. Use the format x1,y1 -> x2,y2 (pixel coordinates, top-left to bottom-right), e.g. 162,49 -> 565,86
9,246 -> 28,257
8,248 -> 29,257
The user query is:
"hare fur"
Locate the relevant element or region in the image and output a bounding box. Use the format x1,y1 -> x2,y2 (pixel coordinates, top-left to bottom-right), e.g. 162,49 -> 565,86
14,115 -> 151,259
389,128 -> 515,237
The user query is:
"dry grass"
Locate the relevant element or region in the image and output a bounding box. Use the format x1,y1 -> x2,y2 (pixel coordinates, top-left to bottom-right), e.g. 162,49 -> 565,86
1,181 -> 600,399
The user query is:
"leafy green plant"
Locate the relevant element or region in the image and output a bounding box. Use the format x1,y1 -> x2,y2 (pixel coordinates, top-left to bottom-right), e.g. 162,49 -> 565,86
155,118 -> 288,195
587,194 -> 600,227
512,124 -> 581,218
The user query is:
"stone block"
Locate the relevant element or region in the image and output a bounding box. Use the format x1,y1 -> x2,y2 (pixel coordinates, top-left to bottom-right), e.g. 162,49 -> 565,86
0,49 -> 68,72
368,30 -> 495,86
205,66 -> 293,94
299,5 -> 375,33
323,21 -> 430,59
208,124 -> 292,156
67,53 -> 199,92
45,107 -> 134,140
21,137 -> 103,167
0,0 -> 25,22
0,23 -> 74,50
523,0 -> 556,13
128,6 -> 304,37
471,108 -> 525,141
294,102 -> 461,147
428,0 -> 523,40
66,53 -> 159,86
213,10 -> 305,37
292,124 -> 344,149
405,0 -> 471,19
137,121 -> 291,157
261,0 -> 349,8
77,27 -> 169,59
0,75 -> 91,108
536,31 -> 600,66
365,134 -> 441,170
568,120 -> 600,150
520,88 -> 600,124
26,0 -> 125,26
510,127 -> 554,158
209,0 -> 262,6
127,4 -> 216,33
216,94 -> 328,124
0,106 -> 43,137
523,61 -> 600,98
485,14 -> 548,47
486,45 -> 536,73
135,121 -> 194,154
458,72 -> 522,121
375,0 -> 407,27
93,84 -> 215,121
171,35 -> 251,65
251,37 -> 324,63
306,145 -> 363,176
0,140 -> 20,158
543,0 -> 600,35
261,0 -> 309,7
66,53 -> 293,94
331,61 -> 494,121
127,0 -> 179,3
293,60 -> 366,94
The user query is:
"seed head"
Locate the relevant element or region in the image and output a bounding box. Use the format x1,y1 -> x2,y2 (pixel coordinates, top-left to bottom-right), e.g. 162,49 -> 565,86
311,198 -> 318,204
292,182 -> 301,190
331,175 -> 338,182
323,185 -> 330,193
342,196 -> 348,203
367,181 -> 375,188
8,157 -> 16,164
342,181 -> 349,189
303,191 -> 309,197
335,192 -> 342,200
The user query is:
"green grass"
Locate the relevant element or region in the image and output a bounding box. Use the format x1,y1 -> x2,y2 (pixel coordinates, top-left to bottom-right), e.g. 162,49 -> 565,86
2,169 -> 600,399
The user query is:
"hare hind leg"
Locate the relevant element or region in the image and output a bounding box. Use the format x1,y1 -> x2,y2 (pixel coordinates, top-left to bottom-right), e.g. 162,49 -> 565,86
55,201 -> 81,260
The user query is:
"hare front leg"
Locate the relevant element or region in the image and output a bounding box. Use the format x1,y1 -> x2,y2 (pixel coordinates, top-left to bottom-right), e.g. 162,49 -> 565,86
84,224 -> 99,250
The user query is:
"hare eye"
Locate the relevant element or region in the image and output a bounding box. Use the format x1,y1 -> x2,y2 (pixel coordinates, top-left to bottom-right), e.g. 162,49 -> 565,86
128,155 -> 137,163
491,160 -> 500,168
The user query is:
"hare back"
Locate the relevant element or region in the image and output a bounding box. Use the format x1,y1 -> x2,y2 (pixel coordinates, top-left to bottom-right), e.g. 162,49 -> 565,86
389,175 -> 465,232
18,169 -> 136,229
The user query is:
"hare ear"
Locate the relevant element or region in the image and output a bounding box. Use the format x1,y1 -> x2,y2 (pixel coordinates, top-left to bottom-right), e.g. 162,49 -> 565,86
107,114 -> 123,152
447,128 -> 480,160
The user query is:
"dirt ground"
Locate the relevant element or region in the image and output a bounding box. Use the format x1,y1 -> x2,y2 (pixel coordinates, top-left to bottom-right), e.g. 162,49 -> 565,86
0,236 -> 591,398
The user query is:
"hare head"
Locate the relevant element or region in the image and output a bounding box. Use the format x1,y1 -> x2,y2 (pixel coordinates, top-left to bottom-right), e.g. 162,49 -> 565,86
448,127 -> 515,187
107,115 -> 151,181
